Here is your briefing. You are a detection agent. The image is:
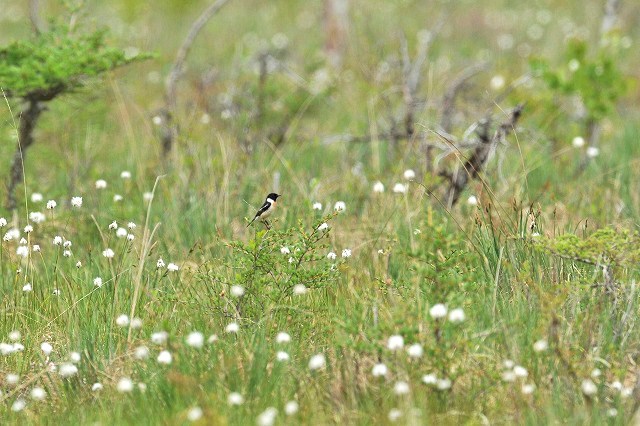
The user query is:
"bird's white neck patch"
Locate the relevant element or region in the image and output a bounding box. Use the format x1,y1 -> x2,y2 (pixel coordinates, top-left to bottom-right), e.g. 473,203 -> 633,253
266,198 -> 275,204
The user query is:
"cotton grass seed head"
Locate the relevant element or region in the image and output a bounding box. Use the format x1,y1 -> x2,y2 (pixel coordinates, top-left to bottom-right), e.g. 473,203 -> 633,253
533,339 -> 548,352
225,322 -> 239,333
276,351 -> 290,362
392,183 -> 407,194
134,346 -> 150,359
151,331 -> 168,345
293,284 -> 307,295
11,398 -> 26,412
403,169 -> 416,180
407,343 -> 424,358
388,409 -> 402,422
71,196 -> 83,207
230,285 -> 245,297
59,363 -> 78,378
436,378 -> 452,390
422,374 -> 437,385
276,332 -> 291,344
46,200 -> 57,209
95,179 -> 107,189
31,193 -> 43,202
448,308 -> 465,323
393,381 -> 410,395
372,363 -> 388,377
308,353 -> 326,370
257,407 -> 278,426
30,387 -> 46,401
186,332 -> 204,348
581,379 -> 597,396
115,314 -> 130,327
167,263 -> 179,272
187,407 -> 203,422
373,181 -> 385,193
117,378 -> 134,393
387,335 -> 404,351
102,248 -> 115,258
284,401 -> 299,416
157,350 -> 172,364
41,342 -> 53,356
130,318 -> 143,329
429,303 -> 447,319
227,392 -> 244,406
334,201 -> 346,212
92,382 -> 103,392
312,202 -> 322,210
6,373 -> 19,385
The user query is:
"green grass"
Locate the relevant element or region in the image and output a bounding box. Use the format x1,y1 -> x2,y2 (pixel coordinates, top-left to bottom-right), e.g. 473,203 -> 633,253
1,0 -> 640,424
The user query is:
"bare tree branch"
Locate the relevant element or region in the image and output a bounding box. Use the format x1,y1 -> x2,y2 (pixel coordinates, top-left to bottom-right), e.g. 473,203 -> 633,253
440,62 -> 488,133
441,104 -> 524,207
162,0 -> 232,156
29,0 -> 43,34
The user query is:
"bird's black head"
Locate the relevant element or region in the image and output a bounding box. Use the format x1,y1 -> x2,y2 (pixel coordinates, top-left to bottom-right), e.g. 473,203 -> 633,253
267,193 -> 281,201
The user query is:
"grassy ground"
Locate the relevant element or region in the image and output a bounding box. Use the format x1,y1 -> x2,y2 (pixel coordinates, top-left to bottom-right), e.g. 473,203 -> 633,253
1,0 -> 640,424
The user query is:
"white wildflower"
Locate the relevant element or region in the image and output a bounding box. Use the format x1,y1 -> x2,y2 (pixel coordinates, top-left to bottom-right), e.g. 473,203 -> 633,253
533,339 -> 548,352
387,335 -> 404,351
448,308 -> 465,323
341,248 -> 352,258
30,387 -> 46,401
71,196 -> 83,207
312,202 -> 322,211
102,248 -> 115,258
92,382 -> 103,392
334,201 -> 346,212
108,221 -> 117,230
522,384 -> 535,395
167,263 -> 179,272
388,409 -> 402,422
11,398 -> 26,412
581,379 -> 597,396
230,285 -> 245,297
318,222 -> 329,231
284,401 -> 299,415
134,346 -> 150,359
115,315 -> 129,327
373,181 -> 385,193
308,353 -> 326,370
157,258 -> 165,269
293,284 -> 307,295
467,195 -> 478,206
186,332 -> 204,348
157,350 -> 172,365
407,343 -> 423,358
394,381 -> 410,395
120,171 -> 132,179
151,331 -> 168,345
117,378 -> 134,393
95,179 -> 107,189
276,332 -> 291,344
130,318 -> 143,329
53,236 -> 63,245
436,378 -> 452,390
31,193 -> 43,202
572,136 -> 585,148
29,212 -> 45,223
187,407 -> 203,422
327,251 -> 337,260
403,169 -> 416,180
514,366 -> 528,378
46,200 -> 57,209
23,283 -> 33,292
58,363 -> 78,378
225,322 -> 239,333
586,146 -> 600,158
422,374 -> 438,385
276,351 -> 290,362
429,303 -> 448,319
372,363 -> 388,377
227,392 -> 244,405
392,183 -> 407,194
257,407 -> 278,426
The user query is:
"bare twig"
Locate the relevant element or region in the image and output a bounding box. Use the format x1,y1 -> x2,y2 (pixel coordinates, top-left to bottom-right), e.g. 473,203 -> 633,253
162,0 -> 232,156
440,104 -> 524,207
601,0 -> 621,35
440,62 -> 488,133
29,0 -> 43,34
6,99 -> 45,211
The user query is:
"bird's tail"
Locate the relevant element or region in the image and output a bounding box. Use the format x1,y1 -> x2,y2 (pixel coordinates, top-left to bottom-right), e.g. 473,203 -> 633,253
246,216 -> 257,228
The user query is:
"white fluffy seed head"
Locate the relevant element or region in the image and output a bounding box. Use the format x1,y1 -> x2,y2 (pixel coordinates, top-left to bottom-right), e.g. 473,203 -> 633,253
117,378 -> 134,393
387,335 -> 404,351
186,332 -> 204,348
308,353 -> 326,370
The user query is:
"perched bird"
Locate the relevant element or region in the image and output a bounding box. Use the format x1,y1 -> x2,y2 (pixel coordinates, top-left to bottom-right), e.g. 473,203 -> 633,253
247,193 -> 281,229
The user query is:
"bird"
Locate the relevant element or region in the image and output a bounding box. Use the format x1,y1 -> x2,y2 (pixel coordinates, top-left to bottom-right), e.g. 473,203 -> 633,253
247,192 -> 281,229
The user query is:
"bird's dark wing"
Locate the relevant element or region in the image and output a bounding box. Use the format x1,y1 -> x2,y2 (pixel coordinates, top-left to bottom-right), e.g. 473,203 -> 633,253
247,201 -> 271,227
